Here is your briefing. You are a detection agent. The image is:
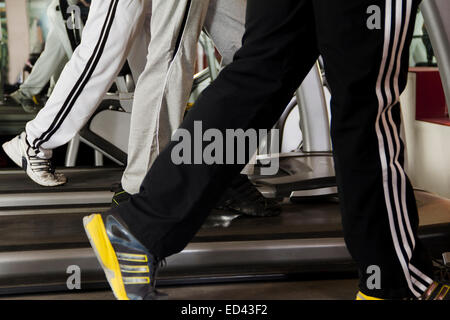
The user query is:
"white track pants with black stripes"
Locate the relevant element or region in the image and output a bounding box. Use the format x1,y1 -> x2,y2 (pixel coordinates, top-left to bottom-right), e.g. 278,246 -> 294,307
121,0 -> 246,194
26,0 -> 152,158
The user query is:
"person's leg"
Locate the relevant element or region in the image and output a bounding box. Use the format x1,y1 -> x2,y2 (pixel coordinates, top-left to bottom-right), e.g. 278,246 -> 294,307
3,0 -> 149,187
313,0 -> 432,299
121,0 -> 211,195
203,0 -> 246,65
19,24 -> 67,99
116,0 -> 319,257
116,0 -> 279,217
26,0 -> 148,155
85,0 -> 318,299
127,2 -> 152,82
49,0 -> 75,59
202,0 -> 281,217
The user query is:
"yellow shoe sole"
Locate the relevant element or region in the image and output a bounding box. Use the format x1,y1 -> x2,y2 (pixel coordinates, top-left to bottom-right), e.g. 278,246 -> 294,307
83,214 -> 129,300
356,291 -> 384,300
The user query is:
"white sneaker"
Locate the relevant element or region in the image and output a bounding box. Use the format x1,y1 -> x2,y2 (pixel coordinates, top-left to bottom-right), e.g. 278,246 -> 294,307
2,132 -> 67,187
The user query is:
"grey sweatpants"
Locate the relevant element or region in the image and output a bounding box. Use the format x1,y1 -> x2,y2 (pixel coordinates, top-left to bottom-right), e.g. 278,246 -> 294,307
121,0 -> 246,194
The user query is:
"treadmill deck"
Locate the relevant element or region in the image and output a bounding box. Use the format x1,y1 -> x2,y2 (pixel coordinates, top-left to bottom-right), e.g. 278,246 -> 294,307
0,168 -> 448,294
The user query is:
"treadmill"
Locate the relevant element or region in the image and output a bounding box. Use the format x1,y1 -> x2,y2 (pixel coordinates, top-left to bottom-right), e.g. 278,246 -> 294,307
0,1 -> 449,296
0,106 -> 36,136
0,180 -> 448,295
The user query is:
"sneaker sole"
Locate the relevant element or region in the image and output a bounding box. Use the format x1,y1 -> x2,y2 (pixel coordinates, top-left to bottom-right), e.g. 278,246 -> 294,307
356,291 -> 383,300
83,214 -> 129,300
2,139 -> 67,187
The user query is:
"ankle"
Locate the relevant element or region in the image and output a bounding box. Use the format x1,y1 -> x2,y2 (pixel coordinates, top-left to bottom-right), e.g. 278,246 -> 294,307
24,134 -> 53,159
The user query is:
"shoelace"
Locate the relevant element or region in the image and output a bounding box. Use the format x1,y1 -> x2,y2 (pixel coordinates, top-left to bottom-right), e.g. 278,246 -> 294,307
28,147 -> 55,173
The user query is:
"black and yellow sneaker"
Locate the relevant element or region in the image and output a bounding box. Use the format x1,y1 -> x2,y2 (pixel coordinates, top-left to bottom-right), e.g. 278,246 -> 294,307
421,282 -> 450,300
111,183 -> 131,208
83,212 -> 166,300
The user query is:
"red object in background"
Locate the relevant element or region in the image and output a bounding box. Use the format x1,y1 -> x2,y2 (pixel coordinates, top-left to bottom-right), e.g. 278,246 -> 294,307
410,67 -> 449,126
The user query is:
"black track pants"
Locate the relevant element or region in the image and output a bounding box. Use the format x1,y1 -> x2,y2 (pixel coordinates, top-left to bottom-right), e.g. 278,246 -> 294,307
113,0 -> 433,299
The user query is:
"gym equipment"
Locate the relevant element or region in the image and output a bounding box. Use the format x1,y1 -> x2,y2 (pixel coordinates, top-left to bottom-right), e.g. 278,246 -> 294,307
244,62 -> 337,200
0,178 -> 448,294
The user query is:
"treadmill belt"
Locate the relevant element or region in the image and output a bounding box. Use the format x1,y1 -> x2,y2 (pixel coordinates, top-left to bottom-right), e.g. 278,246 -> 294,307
197,201 -> 343,241
0,190 -> 447,294
0,168 -> 123,194
0,201 -> 343,251
0,191 -> 448,251
0,106 -> 38,135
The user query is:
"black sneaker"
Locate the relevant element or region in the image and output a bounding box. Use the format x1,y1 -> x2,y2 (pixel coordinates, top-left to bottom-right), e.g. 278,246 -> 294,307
83,212 -> 167,300
110,177 -> 282,217
216,175 -> 281,217
111,183 -> 131,208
